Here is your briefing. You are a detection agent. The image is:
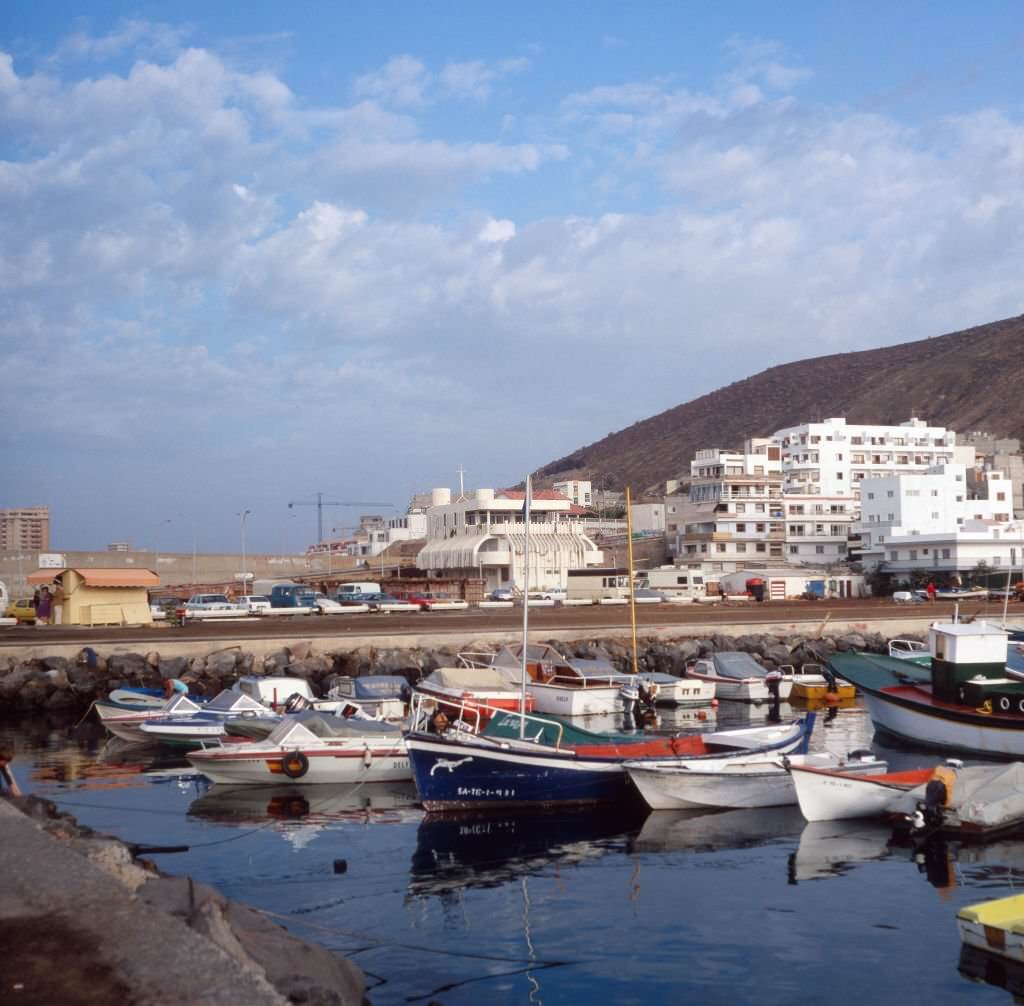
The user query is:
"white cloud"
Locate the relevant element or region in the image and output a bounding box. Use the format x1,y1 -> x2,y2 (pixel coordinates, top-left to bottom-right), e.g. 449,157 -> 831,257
440,57 -> 529,101
479,218 -> 516,243
353,55 -> 430,107
3,24 -> 1024,549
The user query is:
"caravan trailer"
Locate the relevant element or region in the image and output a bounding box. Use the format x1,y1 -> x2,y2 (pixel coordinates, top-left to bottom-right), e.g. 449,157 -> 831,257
566,567 -> 632,602
642,566 -> 712,601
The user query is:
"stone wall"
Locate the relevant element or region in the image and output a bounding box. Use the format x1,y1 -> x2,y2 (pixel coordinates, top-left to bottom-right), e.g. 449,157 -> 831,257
0,627 -> 912,713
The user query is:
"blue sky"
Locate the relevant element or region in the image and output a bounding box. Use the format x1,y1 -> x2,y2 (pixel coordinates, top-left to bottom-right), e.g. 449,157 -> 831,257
3,3 -> 1024,553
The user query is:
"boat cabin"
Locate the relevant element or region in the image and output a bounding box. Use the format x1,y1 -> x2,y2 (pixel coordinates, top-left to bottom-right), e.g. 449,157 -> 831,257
234,676 -> 316,708
929,622 -> 1013,704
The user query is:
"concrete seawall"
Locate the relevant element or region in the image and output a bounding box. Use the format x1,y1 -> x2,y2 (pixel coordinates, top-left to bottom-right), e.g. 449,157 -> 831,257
0,796 -> 366,1005
0,612 -> 943,664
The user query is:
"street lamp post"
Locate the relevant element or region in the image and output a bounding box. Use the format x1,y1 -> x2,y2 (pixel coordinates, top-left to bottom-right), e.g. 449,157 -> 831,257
155,518 -> 173,570
237,510 -> 252,596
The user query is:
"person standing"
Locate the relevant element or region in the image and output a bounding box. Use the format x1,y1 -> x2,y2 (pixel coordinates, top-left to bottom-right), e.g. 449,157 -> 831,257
35,586 -> 52,625
926,581 -> 937,603
52,581 -> 64,625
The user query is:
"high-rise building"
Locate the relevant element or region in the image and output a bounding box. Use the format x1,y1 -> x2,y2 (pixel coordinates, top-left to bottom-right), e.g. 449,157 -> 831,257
0,506 -> 50,550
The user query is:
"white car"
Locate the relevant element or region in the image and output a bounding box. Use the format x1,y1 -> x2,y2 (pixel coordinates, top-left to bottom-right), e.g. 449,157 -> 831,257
311,592 -> 345,614
235,595 -> 272,615
185,593 -> 236,611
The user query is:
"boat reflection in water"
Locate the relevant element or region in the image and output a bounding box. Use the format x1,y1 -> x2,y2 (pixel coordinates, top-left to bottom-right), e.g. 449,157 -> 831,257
30,737 -> 202,791
188,781 -> 421,850
959,943 -> 1024,1000
790,817 -> 1024,894
789,820 -> 897,883
629,804 -> 805,855
409,804 -> 649,899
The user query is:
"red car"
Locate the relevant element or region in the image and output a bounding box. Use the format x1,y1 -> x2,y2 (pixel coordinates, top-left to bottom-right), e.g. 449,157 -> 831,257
397,591 -> 451,610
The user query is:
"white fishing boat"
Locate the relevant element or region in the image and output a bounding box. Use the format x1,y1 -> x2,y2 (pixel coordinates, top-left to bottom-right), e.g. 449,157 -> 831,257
685,652 -> 793,703
477,644 -> 635,716
95,692 -> 208,743
186,711 -> 410,784
414,664 -> 535,720
625,749 -> 886,811
789,762 -> 938,822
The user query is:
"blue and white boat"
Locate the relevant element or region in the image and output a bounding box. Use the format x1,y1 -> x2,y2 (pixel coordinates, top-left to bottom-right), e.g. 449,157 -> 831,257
406,697 -> 815,811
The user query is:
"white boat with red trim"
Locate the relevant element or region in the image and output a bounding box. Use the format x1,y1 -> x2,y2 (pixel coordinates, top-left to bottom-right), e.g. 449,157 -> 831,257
185,710 -> 410,784
625,749 -> 887,811
789,762 -> 938,822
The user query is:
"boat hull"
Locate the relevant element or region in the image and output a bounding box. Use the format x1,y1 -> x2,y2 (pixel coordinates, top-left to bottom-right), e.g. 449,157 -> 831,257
526,683 -> 626,716
959,894 -> 1024,966
628,762 -> 799,810
684,671 -> 769,702
625,751 -> 884,811
187,742 -> 411,785
862,690 -> 1024,759
790,765 -> 932,822
406,734 -> 631,810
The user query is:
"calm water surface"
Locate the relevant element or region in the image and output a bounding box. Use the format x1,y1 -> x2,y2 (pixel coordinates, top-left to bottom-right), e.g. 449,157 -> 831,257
3,702 -> 1022,1006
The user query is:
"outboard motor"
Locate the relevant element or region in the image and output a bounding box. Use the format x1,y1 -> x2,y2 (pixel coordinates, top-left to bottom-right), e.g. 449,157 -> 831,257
911,778 -> 949,836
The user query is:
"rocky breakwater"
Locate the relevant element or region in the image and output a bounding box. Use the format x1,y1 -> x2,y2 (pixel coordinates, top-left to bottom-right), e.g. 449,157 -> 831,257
0,627 -> 915,714
0,793 -> 365,1004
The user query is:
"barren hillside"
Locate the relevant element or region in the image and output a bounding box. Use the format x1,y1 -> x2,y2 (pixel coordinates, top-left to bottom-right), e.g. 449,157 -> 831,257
537,315 -> 1024,494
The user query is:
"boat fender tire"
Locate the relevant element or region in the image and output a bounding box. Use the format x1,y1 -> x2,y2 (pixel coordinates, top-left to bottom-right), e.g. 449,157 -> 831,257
281,751 -> 310,779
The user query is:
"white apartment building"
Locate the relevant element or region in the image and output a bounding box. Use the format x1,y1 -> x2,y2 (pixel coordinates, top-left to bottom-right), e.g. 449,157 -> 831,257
672,439 -> 785,565
783,494 -> 858,565
858,463 -> 1018,574
553,480 -> 592,509
775,417 -> 957,498
346,510 -> 428,558
416,487 -> 603,593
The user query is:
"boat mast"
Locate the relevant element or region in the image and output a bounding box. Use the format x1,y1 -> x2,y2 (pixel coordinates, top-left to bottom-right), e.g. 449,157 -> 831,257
520,474 -> 532,738
626,486 -> 639,675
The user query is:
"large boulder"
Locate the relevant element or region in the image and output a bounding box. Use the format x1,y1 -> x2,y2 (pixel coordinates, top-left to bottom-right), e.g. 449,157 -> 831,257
159,655 -> 190,679
206,651 -> 241,676
107,653 -> 149,680
763,644 -> 794,667
835,633 -> 868,652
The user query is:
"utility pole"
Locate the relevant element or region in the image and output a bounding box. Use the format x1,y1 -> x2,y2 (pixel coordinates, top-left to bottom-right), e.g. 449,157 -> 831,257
287,493 -> 394,543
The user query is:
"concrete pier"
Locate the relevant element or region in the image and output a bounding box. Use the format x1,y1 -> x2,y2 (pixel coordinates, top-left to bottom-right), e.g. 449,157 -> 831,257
0,796 -> 365,1005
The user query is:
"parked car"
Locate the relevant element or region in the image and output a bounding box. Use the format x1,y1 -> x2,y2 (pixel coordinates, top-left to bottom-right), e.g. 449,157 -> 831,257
5,598 -> 36,624
368,593 -> 414,611
270,583 -> 317,609
185,593 -> 236,611
149,595 -> 181,620
397,591 -> 460,610
311,592 -> 344,614
488,588 -> 514,602
235,595 -> 272,615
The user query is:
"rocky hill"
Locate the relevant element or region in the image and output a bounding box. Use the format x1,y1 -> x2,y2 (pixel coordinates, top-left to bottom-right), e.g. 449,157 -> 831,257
537,314 -> 1024,494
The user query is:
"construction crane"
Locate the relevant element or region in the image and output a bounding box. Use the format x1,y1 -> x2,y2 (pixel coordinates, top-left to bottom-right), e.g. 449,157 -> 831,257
287,493 -> 394,543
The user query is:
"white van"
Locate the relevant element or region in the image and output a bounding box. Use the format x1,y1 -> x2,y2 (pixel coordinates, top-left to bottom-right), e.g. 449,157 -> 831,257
336,582 -> 382,596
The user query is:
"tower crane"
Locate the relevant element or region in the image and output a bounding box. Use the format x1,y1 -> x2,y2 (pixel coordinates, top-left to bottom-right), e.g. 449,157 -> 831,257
287,493 -> 394,543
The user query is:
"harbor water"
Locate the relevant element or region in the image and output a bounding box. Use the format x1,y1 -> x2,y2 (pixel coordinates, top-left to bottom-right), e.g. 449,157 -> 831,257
3,702 -> 1022,1005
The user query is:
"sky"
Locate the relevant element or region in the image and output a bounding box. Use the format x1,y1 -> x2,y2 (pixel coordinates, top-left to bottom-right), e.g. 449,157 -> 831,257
3,3 -> 1024,554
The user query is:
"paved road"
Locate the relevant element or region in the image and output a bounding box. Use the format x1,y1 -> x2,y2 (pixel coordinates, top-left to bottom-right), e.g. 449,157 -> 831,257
1,596 -> 1013,649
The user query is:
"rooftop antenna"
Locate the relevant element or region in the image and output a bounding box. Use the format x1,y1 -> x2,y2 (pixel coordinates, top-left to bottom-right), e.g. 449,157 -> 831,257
456,465 -> 467,501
